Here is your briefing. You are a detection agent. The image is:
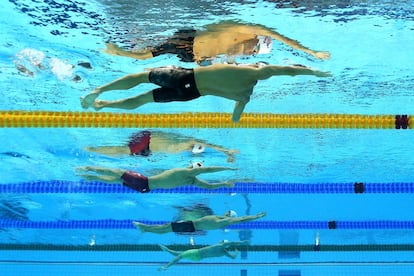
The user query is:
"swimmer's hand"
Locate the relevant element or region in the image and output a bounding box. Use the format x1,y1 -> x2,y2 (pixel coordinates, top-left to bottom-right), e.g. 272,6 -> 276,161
221,181 -> 235,188
313,51 -> 331,60
256,212 -> 266,218
313,70 -> 332,78
225,149 -> 240,163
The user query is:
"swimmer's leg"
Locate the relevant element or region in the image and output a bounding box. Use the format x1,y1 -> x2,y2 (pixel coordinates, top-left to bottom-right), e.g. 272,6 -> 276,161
77,173 -> 120,183
159,244 -> 182,256
224,248 -> 239,259
93,91 -> 154,111
103,43 -> 153,60
133,221 -> 172,234
85,145 -> 130,156
159,245 -> 183,271
76,166 -> 125,183
81,72 -> 151,109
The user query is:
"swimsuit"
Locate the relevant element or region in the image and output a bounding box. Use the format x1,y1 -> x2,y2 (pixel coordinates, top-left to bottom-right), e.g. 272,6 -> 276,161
121,171 -> 150,193
151,29 -> 196,62
149,66 -> 201,102
182,249 -> 202,261
127,131 -> 151,156
171,220 -> 196,233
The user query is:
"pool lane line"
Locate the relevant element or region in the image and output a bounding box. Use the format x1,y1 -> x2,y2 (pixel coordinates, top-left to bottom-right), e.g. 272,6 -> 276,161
0,243 -> 414,252
1,219 -> 414,230
0,111 -> 411,129
1,181 -> 413,193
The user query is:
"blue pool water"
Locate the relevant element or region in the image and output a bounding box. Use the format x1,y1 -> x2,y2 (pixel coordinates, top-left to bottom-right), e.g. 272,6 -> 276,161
1,0 -> 414,275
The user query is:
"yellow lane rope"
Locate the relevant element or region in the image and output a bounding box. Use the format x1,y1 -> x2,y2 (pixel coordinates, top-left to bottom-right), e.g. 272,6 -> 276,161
0,111 -> 410,129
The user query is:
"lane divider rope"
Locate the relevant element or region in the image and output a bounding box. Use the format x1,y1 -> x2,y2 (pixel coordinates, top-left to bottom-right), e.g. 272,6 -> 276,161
1,181 -> 413,194
1,219 -> 413,229
0,111 -> 411,129
0,243 -> 413,252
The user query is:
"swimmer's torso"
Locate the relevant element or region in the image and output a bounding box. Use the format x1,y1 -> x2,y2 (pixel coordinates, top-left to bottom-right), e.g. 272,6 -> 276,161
193,32 -> 258,59
194,64 -> 258,100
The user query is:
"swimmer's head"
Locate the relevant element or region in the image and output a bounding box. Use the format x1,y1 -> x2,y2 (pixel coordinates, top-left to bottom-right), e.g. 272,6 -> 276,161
192,144 -> 205,154
253,35 -> 272,55
189,161 -> 203,169
224,210 -> 237,217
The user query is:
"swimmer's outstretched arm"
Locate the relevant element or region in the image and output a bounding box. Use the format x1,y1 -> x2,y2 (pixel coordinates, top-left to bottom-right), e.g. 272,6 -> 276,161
192,177 -> 234,189
257,65 -> 332,80
230,212 -> 266,223
190,167 -> 237,188
215,21 -> 330,59
232,101 -> 248,122
259,27 -> 331,60
192,166 -> 238,175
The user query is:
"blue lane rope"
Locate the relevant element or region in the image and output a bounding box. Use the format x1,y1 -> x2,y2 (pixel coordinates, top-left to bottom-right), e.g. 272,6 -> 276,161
1,219 -> 414,229
1,180 -> 414,194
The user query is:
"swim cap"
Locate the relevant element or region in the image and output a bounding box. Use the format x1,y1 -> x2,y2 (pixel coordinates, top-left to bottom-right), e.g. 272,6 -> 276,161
192,144 -> 205,154
189,161 -> 203,169
225,210 -> 237,217
255,35 -> 272,55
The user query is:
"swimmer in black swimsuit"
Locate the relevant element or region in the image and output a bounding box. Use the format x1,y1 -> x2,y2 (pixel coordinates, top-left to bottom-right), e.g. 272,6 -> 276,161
76,165 -> 237,192
81,63 -> 331,122
103,21 -> 330,65
132,211 -> 266,234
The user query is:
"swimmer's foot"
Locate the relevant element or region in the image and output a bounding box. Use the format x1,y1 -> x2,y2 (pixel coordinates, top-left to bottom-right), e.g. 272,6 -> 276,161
132,221 -> 146,233
80,91 -> 101,109
93,99 -> 110,110
225,181 -> 235,188
103,43 -> 125,56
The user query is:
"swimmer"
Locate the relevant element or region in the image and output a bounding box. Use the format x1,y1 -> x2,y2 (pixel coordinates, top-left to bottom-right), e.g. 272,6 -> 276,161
158,240 -> 249,271
81,63 -> 331,122
76,165 -> 237,192
84,130 -> 239,162
133,211 -> 266,234
103,21 -> 330,65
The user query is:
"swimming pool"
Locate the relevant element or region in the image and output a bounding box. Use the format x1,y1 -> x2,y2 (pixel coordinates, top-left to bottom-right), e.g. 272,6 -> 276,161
1,0 -> 414,275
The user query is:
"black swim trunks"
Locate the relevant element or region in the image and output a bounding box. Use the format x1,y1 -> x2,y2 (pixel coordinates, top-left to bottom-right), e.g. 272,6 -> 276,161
149,66 -> 201,102
121,171 -> 150,193
151,29 -> 196,62
171,220 -> 196,233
